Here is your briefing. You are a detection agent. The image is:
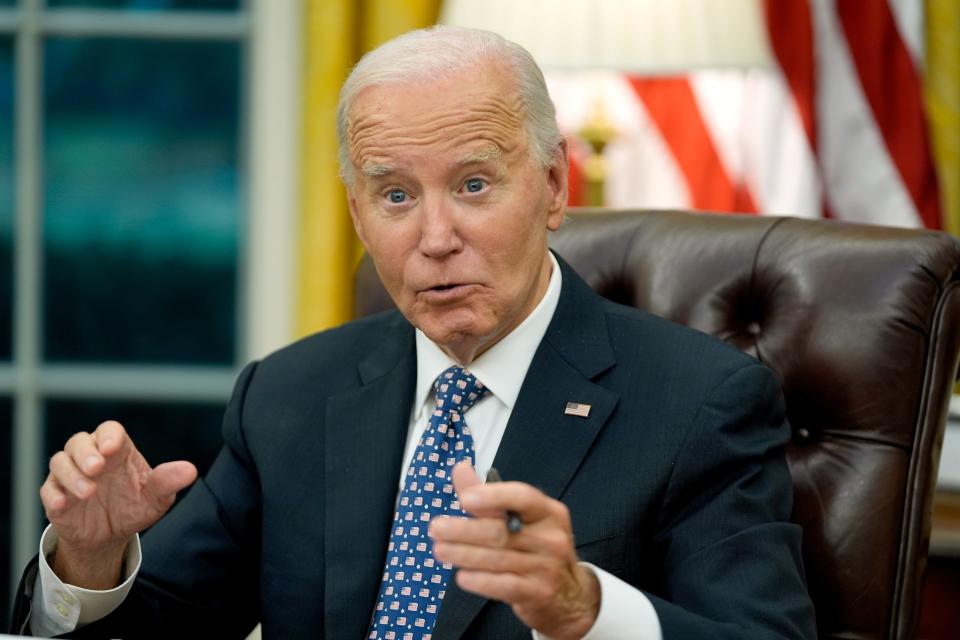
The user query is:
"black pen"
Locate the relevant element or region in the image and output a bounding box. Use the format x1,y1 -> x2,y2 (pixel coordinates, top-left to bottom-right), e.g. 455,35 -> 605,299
485,467 -> 524,533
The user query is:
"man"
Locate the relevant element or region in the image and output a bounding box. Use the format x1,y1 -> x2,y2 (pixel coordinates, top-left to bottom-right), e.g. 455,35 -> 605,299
13,26 -> 815,639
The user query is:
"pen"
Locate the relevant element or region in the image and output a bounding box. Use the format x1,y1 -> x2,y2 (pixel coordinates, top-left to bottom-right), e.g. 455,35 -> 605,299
485,467 -> 524,533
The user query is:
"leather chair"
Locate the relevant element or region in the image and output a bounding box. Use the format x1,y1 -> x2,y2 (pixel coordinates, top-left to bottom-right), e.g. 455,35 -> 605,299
353,209 -> 960,640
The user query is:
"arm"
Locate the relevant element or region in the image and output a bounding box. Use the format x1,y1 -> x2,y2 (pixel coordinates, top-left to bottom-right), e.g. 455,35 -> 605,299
644,363 -> 814,639
431,363 -> 815,639
10,362 -> 263,638
26,529 -> 140,637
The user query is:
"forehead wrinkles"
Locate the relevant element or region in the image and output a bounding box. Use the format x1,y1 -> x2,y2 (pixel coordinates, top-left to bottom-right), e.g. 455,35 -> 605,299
348,93 -> 526,172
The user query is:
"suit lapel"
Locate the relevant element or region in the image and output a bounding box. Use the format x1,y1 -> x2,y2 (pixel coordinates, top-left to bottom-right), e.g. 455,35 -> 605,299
323,317 -> 417,640
433,257 -> 620,639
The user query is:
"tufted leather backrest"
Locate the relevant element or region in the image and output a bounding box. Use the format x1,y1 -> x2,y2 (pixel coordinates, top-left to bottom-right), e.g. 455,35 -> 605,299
353,209 -> 960,640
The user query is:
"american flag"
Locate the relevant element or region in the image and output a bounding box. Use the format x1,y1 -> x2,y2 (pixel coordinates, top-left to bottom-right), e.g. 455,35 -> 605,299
554,0 -> 940,229
565,402 -> 592,418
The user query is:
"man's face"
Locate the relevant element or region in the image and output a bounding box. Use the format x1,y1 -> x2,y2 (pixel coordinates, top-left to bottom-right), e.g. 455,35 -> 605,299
346,62 -> 567,363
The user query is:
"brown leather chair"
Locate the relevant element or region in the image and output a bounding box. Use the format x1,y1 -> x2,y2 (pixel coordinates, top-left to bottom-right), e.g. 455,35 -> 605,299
353,208 -> 960,640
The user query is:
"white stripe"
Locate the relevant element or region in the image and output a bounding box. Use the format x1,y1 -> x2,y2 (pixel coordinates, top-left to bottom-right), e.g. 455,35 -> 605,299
605,75 -> 692,208
689,70 -> 748,186
545,71 -> 691,209
810,0 -> 922,227
739,69 -> 823,218
887,0 -> 925,68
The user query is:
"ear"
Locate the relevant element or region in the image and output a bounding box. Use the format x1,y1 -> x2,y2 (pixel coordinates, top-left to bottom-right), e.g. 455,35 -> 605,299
347,190 -> 370,250
545,139 -> 569,231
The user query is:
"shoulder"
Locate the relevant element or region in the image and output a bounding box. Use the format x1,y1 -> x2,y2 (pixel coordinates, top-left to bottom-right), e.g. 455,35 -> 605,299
600,298 -> 760,380
246,309 -> 412,394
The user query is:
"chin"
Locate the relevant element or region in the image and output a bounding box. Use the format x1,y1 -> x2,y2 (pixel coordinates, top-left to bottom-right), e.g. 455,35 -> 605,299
418,315 -> 496,355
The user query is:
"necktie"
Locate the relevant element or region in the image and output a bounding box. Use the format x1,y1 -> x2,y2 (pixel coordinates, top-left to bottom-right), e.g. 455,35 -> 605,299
368,366 -> 489,640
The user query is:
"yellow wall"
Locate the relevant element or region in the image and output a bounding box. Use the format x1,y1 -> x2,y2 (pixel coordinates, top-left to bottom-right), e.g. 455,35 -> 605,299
297,0 -> 442,337
926,0 -> 960,235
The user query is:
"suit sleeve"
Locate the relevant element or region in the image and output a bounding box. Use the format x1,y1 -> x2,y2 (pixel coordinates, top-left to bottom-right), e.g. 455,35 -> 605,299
9,361 -> 265,638
646,363 -> 816,640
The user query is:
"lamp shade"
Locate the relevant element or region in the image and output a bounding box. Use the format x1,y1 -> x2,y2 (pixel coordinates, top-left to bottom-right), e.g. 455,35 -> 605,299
440,0 -> 773,73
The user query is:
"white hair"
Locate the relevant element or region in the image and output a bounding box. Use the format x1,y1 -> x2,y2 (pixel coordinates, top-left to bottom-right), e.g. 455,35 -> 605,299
336,25 -> 564,186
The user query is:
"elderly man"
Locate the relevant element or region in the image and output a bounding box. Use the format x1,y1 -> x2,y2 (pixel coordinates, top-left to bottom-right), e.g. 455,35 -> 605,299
13,26 -> 815,639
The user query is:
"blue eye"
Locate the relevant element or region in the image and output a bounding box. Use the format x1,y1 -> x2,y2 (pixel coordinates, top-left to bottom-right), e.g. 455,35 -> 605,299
464,178 -> 485,193
387,189 -> 407,204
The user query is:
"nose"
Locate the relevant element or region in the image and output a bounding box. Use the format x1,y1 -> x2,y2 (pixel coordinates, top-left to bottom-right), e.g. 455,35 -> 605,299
418,196 -> 463,258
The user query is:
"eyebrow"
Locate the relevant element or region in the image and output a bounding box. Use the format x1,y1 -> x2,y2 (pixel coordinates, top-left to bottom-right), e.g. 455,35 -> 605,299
359,145 -> 503,179
456,146 -> 502,167
361,163 -> 393,178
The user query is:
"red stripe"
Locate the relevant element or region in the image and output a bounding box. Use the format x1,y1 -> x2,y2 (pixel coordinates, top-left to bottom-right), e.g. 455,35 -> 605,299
628,76 -> 757,214
836,0 -> 941,229
566,136 -> 585,207
763,0 -> 816,148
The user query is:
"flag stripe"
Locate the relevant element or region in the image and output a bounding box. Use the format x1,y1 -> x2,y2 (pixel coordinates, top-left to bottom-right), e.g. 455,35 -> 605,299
628,76 -> 756,213
739,71 -> 823,218
809,0 -> 923,227
551,0 -> 942,230
763,0 -> 816,147
836,0 -> 941,228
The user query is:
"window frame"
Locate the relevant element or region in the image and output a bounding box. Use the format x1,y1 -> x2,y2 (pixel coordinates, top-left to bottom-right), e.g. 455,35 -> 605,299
0,0 -> 299,601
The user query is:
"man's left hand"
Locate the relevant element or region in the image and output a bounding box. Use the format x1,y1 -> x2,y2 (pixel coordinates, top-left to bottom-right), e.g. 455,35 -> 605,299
429,462 -> 600,640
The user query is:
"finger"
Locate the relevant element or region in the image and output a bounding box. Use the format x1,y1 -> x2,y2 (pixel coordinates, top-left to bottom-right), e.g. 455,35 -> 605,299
63,431 -> 104,477
145,461 -> 198,507
455,569 -> 546,605
433,540 -> 546,575
40,477 -> 73,517
431,514 -> 572,556
93,420 -> 129,458
48,451 -> 96,500
430,514 -> 510,548
459,481 -> 563,524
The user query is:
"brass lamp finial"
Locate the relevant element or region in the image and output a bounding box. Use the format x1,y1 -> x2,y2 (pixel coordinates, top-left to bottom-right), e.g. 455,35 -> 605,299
578,97 -> 618,207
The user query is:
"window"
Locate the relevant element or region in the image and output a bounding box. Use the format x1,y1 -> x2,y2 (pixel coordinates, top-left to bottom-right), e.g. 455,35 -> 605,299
0,1 -> 299,627
43,37 -> 241,364
1,37 -> 11,360
0,398 -> 11,625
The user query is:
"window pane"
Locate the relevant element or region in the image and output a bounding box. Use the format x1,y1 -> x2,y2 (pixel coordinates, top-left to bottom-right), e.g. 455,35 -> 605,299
45,399 -> 225,483
0,40 -> 11,361
47,0 -> 238,9
43,38 -> 241,364
0,398 -> 11,632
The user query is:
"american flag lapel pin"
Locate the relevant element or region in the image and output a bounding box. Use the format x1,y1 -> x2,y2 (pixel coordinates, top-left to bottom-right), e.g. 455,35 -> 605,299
564,401 -> 592,418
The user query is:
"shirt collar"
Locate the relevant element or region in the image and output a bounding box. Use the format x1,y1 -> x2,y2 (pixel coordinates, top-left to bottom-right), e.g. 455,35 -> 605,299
413,251 -> 563,417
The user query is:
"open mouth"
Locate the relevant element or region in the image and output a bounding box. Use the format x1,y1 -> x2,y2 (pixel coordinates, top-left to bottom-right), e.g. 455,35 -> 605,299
420,283 -> 474,301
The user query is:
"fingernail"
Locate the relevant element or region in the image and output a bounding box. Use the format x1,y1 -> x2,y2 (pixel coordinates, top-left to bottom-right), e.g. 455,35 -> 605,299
76,479 -> 90,495
84,455 -> 100,472
99,438 -> 114,450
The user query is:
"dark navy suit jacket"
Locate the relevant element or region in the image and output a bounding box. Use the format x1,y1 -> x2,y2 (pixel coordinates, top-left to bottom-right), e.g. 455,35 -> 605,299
12,256 -> 816,639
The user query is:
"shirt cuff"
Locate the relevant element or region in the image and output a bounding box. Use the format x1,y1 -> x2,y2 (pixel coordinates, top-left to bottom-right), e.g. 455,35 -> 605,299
531,563 -> 662,640
32,524 -> 141,634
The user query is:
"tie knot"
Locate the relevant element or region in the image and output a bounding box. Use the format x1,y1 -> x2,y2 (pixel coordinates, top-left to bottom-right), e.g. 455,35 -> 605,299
434,366 -> 488,415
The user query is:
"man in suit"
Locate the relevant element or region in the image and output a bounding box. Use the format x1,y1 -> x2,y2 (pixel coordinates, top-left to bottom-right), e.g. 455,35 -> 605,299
14,26 -> 815,639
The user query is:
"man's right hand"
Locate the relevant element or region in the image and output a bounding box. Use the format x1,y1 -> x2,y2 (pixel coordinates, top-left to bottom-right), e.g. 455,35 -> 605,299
40,420 -> 198,590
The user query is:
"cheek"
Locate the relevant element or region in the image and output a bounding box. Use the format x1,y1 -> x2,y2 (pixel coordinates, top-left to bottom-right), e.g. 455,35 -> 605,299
366,231 -> 417,292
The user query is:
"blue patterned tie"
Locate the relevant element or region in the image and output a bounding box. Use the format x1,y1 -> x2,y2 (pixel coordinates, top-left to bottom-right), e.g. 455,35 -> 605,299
367,366 -> 489,640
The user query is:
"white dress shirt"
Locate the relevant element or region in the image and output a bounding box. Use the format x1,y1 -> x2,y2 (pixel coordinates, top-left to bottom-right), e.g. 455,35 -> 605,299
30,252 -> 661,640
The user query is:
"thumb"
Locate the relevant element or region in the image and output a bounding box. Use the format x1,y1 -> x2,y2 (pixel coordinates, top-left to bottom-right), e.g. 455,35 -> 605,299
146,461 -> 198,508
452,460 -> 482,499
